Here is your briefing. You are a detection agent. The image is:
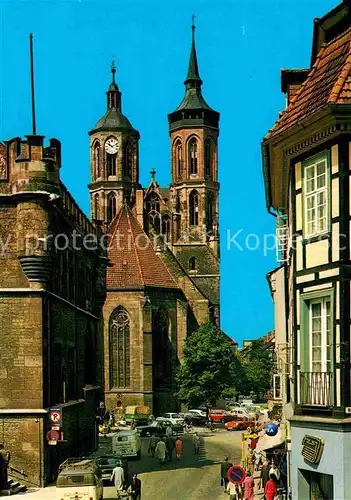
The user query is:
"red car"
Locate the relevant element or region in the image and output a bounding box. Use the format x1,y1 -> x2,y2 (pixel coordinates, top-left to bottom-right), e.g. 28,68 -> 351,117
209,410 -> 233,423
225,418 -> 253,431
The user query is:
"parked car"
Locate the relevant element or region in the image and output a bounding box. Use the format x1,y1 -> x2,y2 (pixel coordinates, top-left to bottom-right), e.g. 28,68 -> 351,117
184,412 -> 207,426
209,409 -> 234,424
56,458 -> 103,500
156,417 -> 184,433
162,413 -> 185,426
225,418 -> 253,431
229,408 -> 252,419
188,409 -> 207,418
137,419 -> 181,437
95,455 -> 127,484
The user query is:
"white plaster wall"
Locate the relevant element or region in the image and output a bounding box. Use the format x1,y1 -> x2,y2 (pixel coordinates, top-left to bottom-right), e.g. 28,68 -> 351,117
291,424 -> 347,500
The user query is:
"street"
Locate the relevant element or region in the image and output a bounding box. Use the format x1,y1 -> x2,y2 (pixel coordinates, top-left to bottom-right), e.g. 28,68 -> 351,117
19,427 -> 243,500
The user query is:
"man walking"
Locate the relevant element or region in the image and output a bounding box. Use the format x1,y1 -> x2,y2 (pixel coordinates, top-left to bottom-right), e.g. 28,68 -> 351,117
220,456 -> 232,493
193,432 -> 200,458
148,433 -> 158,457
175,437 -> 183,460
110,461 -> 124,499
155,438 -> 166,464
127,473 -> 142,500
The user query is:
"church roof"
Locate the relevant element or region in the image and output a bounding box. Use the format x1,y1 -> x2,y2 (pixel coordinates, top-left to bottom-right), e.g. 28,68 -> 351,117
92,108 -> 135,132
107,204 -> 179,289
266,25 -> 351,139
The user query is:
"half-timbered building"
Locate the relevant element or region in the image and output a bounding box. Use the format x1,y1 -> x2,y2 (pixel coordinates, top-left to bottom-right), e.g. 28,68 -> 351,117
263,2 -> 351,498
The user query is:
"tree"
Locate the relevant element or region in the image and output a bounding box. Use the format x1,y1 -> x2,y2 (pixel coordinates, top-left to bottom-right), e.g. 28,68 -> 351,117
176,322 -> 236,408
241,339 -> 274,398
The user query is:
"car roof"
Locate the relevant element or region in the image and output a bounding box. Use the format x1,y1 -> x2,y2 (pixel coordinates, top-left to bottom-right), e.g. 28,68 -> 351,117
114,430 -> 138,435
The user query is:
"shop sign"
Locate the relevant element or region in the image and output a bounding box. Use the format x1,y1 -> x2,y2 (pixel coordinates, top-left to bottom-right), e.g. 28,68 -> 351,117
301,435 -> 324,464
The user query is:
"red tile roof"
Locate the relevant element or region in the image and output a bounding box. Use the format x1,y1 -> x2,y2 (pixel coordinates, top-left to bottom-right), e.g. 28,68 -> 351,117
107,204 -> 178,289
266,27 -> 351,139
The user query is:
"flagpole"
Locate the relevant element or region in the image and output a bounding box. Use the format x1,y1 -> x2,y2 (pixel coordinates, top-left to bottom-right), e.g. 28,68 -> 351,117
30,33 -> 37,135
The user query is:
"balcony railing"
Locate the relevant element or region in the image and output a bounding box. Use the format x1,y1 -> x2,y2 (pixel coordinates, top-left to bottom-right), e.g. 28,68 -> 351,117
300,372 -> 333,406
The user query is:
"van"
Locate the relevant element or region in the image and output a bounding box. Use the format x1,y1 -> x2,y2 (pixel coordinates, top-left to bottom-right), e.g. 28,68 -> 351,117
124,405 -> 151,425
112,429 -> 141,459
56,458 -> 103,500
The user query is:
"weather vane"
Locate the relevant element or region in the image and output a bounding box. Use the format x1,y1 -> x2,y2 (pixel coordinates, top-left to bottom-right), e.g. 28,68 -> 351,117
111,59 -> 116,82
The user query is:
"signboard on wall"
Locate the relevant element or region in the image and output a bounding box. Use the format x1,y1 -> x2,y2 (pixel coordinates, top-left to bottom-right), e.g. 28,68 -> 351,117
301,435 -> 324,464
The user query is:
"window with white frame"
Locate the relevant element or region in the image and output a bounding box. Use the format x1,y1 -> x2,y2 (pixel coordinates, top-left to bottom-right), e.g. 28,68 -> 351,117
309,297 -> 331,373
303,155 -> 328,237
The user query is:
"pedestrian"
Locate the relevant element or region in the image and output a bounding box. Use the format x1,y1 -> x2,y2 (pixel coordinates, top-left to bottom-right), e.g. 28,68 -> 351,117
110,461 -> 124,499
260,459 -> 271,490
148,433 -> 158,457
155,438 -> 166,464
165,424 -> 173,438
269,460 -> 280,481
243,470 -> 254,500
227,481 -> 242,500
0,444 -> 10,490
121,458 -> 129,491
127,472 -> 142,500
166,435 -> 175,461
220,456 -> 232,492
131,419 -> 136,430
193,432 -> 200,457
175,437 -> 183,460
264,473 -> 278,500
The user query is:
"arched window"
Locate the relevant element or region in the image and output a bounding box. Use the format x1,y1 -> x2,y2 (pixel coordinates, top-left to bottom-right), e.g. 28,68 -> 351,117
205,139 -> 212,179
206,193 -> 214,234
107,153 -> 116,177
189,256 -> 196,271
94,193 -> 99,220
146,192 -> 161,233
123,142 -> 132,178
161,215 -> 171,241
109,306 -> 130,388
152,309 -> 171,388
174,140 -> 182,179
189,190 -> 199,226
189,138 -> 198,175
107,193 -> 116,223
94,142 -> 101,178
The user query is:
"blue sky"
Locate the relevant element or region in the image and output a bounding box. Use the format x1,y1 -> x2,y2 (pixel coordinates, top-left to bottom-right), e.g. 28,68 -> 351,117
0,0 -> 337,345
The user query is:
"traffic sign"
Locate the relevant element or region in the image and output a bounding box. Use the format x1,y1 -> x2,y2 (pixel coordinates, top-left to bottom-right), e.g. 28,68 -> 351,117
49,409 -> 62,425
46,429 -> 59,442
227,465 -> 247,485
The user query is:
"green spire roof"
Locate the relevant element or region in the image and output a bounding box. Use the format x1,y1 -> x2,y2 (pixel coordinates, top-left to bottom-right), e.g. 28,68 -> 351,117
184,23 -> 202,87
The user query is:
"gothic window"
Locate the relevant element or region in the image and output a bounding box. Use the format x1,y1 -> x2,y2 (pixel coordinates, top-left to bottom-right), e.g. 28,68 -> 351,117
94,142 -> 101,178
109,306 -> 130,388
189,138 -> 198,175
205,139 -> 212,179
161,215 -> 171,241
206,193 -> 214,234
146,192 -> 161,233
174,140 -> 182,179
107,193 -> 116,224
189,256 -> 196,271
94,193 -> 99,220
85,323 -> 95,386
189,190 -> 199,226
107,153 -> 116,177
152,309 -> 171,388
123,142 -> 132,178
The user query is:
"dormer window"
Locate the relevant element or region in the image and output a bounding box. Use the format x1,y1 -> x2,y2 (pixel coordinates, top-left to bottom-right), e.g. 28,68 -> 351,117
189,256 -> 196,271
189,138 -> 198,175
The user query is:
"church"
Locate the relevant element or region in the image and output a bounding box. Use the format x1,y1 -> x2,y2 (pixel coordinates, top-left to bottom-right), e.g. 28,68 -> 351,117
0,23 -> 220,486
91,24 -> 221,415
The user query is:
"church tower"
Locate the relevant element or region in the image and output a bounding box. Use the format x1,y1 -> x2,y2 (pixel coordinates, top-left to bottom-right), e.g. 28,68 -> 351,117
89,63 -> 140,227
168,20 -> 220,324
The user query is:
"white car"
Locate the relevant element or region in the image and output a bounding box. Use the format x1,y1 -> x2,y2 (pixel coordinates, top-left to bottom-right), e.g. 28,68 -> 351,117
188,409 -> 207,417
161,413 -> 185,426
229,408 -> 252,419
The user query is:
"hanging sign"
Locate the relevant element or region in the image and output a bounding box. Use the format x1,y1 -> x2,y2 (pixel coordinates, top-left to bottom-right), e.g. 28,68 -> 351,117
302,435 -> 324,464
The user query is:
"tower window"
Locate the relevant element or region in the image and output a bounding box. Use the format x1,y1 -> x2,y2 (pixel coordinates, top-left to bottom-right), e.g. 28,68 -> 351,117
174,140 -> 182,179
146,192 -> 161,233
189,190 -> 199,226
94,193 -> 99,220
94,142 -> 101,178
205,139 -> 212,179
161,215 -> 171,242
109,93 -> 116,109
189,256 -> 196,271
123,143 -> 132,178
206,193 -> 214,234
107,153 -> 116,177
107,193 -> 116,224
189,138 -> 198,175
109,306 -> 130,388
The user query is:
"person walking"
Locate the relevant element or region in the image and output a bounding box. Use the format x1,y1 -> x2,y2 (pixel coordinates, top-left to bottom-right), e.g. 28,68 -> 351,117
155,438 -> 166,464
110,462 -> 124,499
220,456 -> 232,492
260,459 -> 271,490
166,435 -> 175,461
264,473 -> 278,500
227,481 -> 243,500
148,433 -> 158,457
193,432 -> 200,458
243,471 -> 255,500
175,437 -> 183,460
127,473 -> 142,500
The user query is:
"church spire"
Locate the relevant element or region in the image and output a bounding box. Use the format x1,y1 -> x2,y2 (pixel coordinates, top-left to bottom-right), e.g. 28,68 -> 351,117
107,60 -> 122,111
184,16 -> 202,88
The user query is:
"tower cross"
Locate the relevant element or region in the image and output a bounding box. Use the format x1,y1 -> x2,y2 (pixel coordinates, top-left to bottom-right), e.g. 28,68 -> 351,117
191,14 -> 196,35
150,169 -> 156,180
111,59 -> 116,82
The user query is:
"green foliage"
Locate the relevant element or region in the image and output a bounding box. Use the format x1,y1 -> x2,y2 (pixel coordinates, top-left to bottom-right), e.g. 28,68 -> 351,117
176,323 -> 236,407
240,339 -> 274,396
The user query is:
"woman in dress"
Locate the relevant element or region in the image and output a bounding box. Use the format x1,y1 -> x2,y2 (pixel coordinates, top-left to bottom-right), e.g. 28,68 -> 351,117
264,473 -> 278,500
243,471 -> 255,500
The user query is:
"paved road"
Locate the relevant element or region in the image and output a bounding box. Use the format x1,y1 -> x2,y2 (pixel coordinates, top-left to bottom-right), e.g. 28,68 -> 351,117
17,427 -> 243,500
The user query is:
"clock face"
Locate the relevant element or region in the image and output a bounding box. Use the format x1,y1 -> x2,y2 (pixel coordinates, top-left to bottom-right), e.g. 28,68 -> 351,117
105,137 -> 119,154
